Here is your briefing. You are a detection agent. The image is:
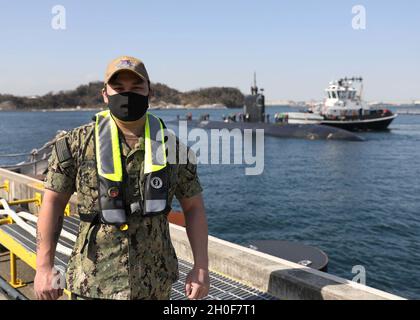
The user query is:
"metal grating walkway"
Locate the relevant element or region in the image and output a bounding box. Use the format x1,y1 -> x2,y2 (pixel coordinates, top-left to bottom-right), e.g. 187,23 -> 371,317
0,216 -> 277,300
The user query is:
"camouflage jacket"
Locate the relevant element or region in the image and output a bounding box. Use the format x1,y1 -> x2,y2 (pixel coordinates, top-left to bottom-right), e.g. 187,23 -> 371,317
44,120 -> 203,300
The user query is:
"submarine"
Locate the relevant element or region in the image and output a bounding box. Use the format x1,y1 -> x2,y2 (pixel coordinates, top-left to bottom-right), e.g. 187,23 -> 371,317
169,74 -> 364,142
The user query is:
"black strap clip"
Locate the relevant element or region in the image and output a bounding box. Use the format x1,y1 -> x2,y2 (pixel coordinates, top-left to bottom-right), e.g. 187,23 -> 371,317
129,201 -> 143,215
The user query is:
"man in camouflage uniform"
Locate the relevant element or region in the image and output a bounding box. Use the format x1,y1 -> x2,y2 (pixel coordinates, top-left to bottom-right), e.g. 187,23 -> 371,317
34,56 -> 210,300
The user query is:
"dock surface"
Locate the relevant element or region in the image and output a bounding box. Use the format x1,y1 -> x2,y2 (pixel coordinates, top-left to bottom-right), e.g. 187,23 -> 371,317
0,216 -> 275,300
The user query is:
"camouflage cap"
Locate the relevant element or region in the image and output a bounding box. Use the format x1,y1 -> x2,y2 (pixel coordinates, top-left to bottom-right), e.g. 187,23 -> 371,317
105,56 -> 150,84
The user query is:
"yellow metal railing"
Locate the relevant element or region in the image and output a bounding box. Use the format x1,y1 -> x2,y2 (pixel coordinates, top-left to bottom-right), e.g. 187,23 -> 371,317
0,194 -> 73,299
0,180 -> 10,201
0,195 -> 41,289
0,183 -> 13,226
0,180 -> 10,193
9,253 -> 25,288
1,193 -> 42,208
0,216 -> 13,226
0,192 -> 42,226
64,204 -> 70,217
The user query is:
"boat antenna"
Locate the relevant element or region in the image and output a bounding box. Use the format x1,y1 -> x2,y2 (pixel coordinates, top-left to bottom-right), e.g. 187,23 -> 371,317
358,77 -> 364,100
251,71 -> 258,95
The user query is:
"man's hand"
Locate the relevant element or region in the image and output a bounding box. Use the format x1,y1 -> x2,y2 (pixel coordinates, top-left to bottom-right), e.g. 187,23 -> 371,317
35,190 -> 70,300
180,194 -> 209,300
185,267 -> 210,300
34,267 -> 63,300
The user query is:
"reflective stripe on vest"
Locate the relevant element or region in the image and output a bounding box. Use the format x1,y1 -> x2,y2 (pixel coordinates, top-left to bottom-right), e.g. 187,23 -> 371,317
144,112 -> 167,174
95,110 -> 123,182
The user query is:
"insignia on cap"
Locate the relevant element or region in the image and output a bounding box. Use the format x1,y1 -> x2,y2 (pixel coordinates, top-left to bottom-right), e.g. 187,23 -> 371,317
117,59 -> 134,69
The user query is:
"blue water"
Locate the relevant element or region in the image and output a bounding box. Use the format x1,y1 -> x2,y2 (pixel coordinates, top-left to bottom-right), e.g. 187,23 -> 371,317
1,107 -> 419,299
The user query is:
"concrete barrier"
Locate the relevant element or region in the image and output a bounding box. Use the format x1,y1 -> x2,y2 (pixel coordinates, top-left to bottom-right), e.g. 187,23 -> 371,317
0,168 -> 406,300
170,224 -> 405,300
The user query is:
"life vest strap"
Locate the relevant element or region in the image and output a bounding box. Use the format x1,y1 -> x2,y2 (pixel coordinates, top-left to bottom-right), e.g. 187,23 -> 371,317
79,213 -> 99,223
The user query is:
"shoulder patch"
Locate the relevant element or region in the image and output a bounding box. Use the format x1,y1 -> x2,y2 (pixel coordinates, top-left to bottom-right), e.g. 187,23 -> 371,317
55,137 -> 72,164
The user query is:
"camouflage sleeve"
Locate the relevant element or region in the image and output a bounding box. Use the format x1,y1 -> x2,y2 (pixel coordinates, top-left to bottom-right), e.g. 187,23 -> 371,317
175,146 -> 203,200
44,133 -> 76,194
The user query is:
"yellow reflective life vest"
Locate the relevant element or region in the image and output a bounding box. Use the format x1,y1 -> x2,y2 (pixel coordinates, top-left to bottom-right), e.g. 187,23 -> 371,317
94,110 -> 171,229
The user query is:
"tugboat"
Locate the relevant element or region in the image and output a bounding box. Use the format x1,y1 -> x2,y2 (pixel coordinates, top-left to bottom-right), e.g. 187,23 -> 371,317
287,77 -> 398,131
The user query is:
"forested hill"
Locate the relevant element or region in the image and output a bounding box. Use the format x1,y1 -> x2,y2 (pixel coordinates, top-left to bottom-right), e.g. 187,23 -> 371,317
0,82 -> 245,110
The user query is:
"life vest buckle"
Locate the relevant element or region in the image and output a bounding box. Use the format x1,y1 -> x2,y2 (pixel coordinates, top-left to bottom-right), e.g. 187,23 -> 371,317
119,224 -> 129,231
108,187 -> 119,198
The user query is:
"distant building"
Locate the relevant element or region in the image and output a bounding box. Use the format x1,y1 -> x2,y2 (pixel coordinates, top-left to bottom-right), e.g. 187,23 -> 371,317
265,100 -> 297,106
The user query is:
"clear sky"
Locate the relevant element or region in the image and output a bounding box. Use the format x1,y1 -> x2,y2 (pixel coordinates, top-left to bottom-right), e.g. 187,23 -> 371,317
0,0 -> 419,102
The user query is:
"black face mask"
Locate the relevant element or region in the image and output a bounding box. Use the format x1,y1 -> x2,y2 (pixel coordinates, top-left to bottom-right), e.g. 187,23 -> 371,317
108,92 -> 149,122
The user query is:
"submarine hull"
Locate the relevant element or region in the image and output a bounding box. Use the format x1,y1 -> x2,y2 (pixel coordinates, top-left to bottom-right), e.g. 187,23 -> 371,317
168,120 -> 364,141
